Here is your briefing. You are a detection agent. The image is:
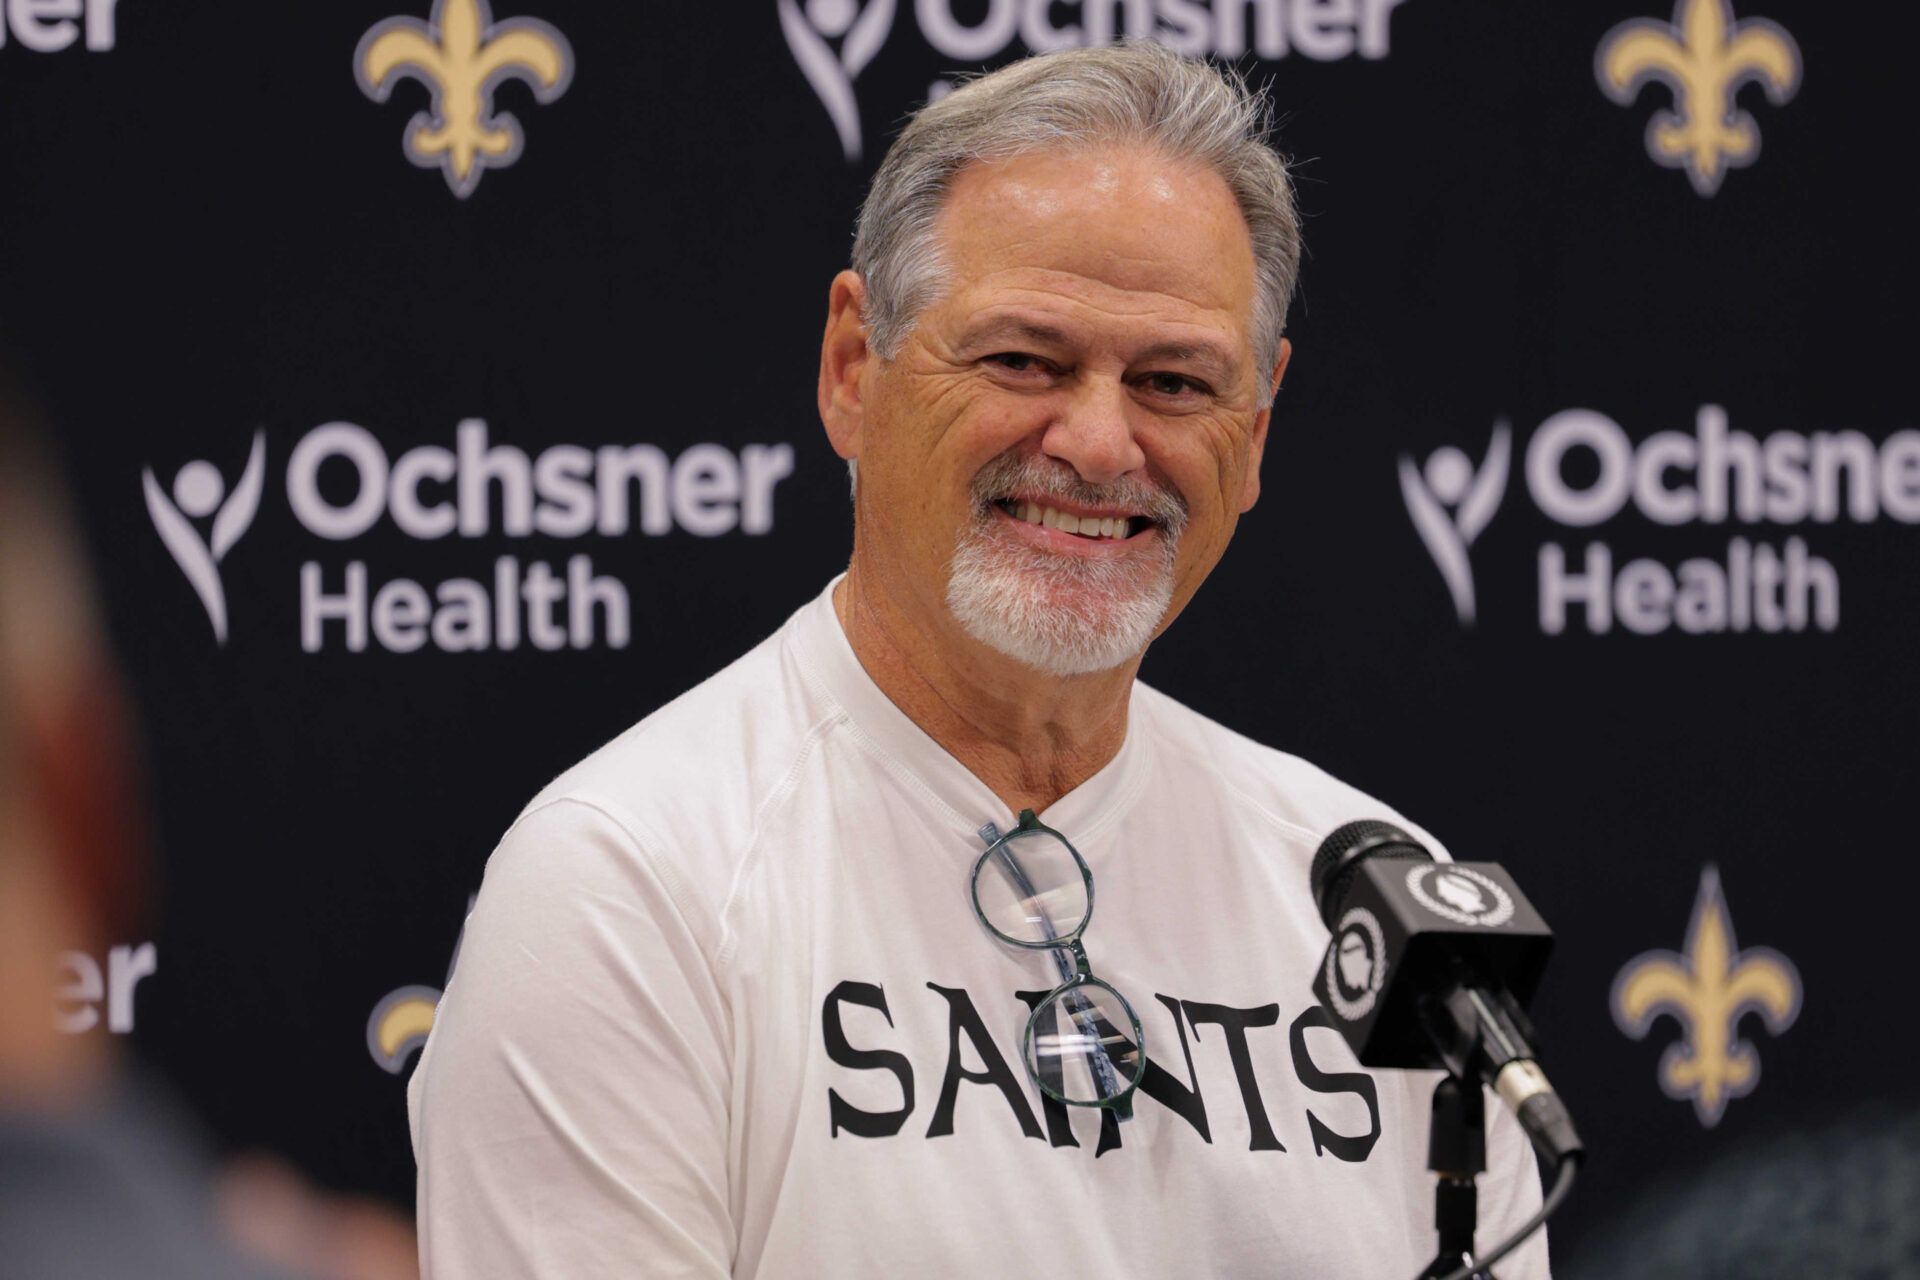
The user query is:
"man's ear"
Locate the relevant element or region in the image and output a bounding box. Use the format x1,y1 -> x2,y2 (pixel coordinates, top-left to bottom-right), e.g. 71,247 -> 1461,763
1239,338 -> 1292,513
819,270 -> 873,464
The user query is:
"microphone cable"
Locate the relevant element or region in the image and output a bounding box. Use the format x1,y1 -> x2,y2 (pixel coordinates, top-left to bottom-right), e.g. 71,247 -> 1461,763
1428,1152 -> 1580,1280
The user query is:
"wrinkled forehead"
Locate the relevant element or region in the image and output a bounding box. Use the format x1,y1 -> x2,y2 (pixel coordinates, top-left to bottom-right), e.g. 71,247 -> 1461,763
929,144 -> 1259,350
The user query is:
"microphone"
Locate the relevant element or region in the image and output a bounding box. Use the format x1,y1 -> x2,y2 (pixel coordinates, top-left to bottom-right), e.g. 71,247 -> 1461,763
1308,820 -> 1582,1165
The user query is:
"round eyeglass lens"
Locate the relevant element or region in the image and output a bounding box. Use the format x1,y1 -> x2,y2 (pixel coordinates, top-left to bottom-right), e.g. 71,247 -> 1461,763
1025,981 -> 1144,1106
972,827 -> 1091,946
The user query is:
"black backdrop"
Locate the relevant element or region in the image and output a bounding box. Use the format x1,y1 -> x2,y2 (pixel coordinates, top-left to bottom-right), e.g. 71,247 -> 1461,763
5,0 -> 1910,1267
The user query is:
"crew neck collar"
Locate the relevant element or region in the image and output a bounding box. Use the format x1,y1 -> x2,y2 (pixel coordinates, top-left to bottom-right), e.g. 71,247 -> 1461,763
787,576 -> 1150,850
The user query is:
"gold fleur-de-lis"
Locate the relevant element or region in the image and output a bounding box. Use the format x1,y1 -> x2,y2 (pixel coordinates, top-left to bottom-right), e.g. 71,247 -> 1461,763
355,0 -> 574,198
366,984 -> 442,1074
1596,0 -> 1801,196
1611,865 -> 1801,1126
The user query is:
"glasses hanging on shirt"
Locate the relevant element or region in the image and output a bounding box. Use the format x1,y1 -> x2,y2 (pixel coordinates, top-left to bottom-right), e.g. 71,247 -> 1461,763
971,809 -> 1146,1115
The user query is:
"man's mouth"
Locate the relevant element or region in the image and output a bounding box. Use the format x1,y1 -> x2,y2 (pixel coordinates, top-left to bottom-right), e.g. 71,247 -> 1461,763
993,498 -> 1153,542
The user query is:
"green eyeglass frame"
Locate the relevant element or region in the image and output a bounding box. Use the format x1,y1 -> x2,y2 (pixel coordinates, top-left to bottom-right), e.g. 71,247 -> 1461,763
970,809 -> 1147,1113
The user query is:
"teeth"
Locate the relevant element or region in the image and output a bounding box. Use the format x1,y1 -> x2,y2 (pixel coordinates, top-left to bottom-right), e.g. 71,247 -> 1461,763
1006,501 -> 1140,540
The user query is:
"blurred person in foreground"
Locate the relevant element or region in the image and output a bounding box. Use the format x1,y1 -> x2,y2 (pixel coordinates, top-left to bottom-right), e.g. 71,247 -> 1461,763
0,396 -> 415,1279
1565,1101 -> 1920,1279
410,43 -> 1548,1277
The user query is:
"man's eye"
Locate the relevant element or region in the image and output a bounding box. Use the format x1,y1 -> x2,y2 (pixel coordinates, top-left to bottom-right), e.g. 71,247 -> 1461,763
986,352 -> 1046,373
1143,372 -> 1205,397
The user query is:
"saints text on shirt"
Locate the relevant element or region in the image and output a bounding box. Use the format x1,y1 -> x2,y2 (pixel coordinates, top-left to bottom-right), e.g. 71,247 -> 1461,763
823,979 -> 1383,1160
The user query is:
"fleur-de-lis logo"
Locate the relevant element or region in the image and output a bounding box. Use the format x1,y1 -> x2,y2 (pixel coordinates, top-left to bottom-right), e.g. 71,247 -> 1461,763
367,984 -> 443,1074
1597,0 -> 1801,197
1611,865 -> 1802,1126
366,895 -> 472,1074
355,0 -> 574,199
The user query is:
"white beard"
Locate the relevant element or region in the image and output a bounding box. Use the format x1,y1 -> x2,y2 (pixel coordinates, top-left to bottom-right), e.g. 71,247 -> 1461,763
944,457 -> 1187,676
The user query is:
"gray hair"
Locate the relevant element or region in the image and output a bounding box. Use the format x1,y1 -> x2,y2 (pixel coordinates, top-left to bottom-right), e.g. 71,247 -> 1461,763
851,43 -> 1301,408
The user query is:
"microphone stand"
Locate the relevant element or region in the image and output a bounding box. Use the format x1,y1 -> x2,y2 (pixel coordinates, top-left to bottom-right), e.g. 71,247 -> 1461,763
1420,1075 -> 1492,1280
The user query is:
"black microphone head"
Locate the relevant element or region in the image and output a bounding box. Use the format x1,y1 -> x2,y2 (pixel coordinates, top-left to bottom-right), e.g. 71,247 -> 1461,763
1310,819 -> 1433,928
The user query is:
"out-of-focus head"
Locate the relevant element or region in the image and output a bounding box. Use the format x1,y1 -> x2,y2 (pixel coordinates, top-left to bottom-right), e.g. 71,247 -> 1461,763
0,386 -> 145,1103
819,44 -> 1300,676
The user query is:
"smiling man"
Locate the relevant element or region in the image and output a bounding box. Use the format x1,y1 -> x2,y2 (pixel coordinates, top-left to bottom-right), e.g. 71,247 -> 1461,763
410,43 -> 1548,1278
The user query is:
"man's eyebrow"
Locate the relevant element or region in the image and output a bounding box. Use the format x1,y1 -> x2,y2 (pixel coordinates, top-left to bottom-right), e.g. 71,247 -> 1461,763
1131,340 -> 1237,377
955,317 -> 1076,350
956,319 -> 1240,376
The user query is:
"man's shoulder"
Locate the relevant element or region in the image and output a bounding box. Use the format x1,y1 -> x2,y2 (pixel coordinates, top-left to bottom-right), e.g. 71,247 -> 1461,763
510,610 -> 839,885
1133,681 -> 1443,853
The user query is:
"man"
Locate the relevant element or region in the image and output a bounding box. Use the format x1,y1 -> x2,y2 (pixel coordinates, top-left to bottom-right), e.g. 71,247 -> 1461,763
411,44 -> 1548,1277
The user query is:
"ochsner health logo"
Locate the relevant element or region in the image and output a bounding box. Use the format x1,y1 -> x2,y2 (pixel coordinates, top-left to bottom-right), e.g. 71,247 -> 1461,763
1399,423 -> 1510,626
784,0 -> 1415,163
778,0 -> 896,162
1402,405 -> 1920,636
145,420 -> 796,653
142,433 -> 266,645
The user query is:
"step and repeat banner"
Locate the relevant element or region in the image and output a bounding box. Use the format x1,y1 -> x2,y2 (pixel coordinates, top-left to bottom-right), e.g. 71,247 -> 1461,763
5,0 -> 1912,1266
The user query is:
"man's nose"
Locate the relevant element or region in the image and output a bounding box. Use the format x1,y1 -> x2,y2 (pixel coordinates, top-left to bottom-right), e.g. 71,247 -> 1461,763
1040,378 -> 1146,486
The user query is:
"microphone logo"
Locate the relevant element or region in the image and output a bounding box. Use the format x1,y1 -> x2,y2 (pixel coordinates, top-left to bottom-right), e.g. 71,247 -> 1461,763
1611,865 -> 1802,1127
1406,864 -> 1516,928
778,0 -> 896,162
1325,907 -> 1387,1022
142,432 -> 267,646
1398,421 -> 1511,626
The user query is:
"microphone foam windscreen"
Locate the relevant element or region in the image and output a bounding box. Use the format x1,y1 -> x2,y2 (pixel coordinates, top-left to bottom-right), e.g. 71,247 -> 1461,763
1309,819 -> 1431,927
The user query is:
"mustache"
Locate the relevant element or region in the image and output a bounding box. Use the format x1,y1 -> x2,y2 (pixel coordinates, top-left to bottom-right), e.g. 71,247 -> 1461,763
968,452 -> 1189,533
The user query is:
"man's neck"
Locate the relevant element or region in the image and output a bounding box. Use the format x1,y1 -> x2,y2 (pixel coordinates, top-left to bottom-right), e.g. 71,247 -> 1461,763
833,568 -> 1138,816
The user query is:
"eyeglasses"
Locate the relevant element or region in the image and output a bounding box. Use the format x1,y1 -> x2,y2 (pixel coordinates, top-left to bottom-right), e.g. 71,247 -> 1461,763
971,809 -> 1146,1114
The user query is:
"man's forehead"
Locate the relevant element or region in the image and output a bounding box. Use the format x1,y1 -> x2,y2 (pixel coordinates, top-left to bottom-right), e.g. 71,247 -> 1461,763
930,144 -> 1259,335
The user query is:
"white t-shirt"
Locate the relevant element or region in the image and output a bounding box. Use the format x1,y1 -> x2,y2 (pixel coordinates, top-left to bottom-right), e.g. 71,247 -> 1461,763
410,579 -> 1549,1278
